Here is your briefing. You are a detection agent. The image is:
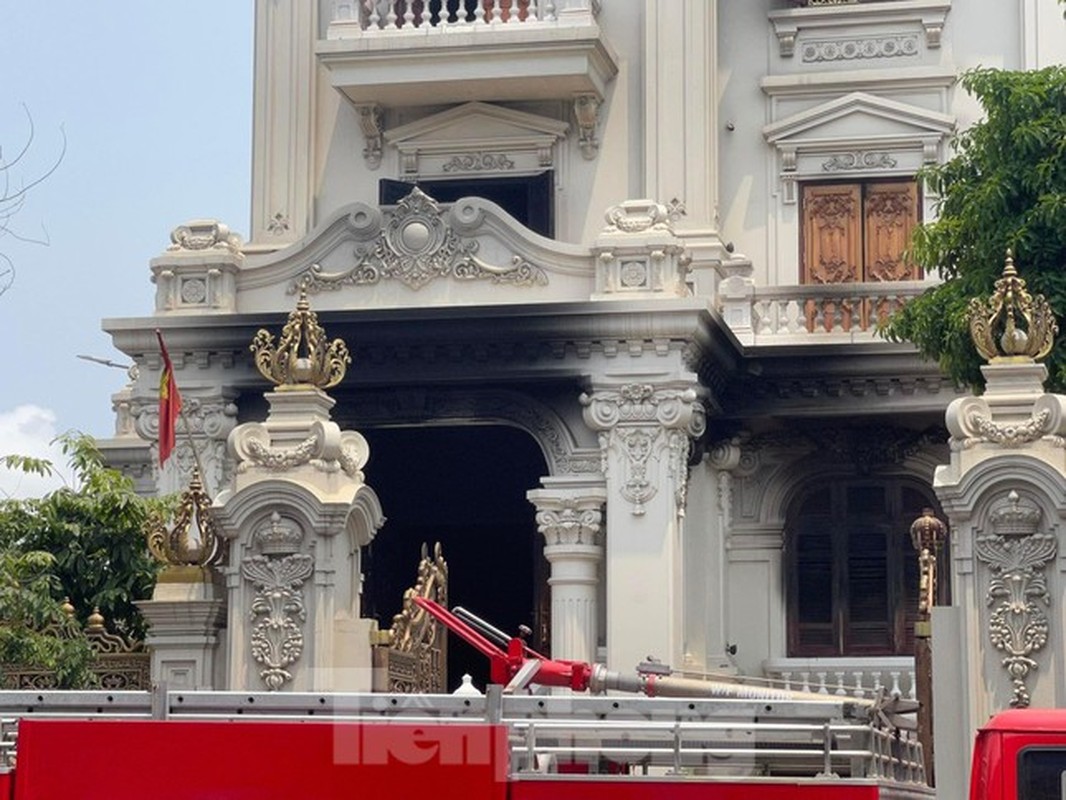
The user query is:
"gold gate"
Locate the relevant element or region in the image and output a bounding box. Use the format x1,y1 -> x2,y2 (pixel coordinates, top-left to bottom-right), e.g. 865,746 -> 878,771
372,542 -> 448,693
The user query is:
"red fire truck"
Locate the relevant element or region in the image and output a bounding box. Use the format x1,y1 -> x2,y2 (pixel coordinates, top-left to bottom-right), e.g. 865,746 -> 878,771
969,709 -> 1066,800
0,600 -> 933,799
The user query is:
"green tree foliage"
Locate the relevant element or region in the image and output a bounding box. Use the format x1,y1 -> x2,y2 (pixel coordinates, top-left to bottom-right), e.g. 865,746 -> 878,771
0,549 -> 94,688
882,66 -> 1066,390
0,434 -> 162,657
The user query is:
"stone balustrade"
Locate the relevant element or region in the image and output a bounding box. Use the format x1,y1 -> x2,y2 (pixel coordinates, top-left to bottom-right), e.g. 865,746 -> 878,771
762,656 -> 917,700
329,0 -> 599,34
721,279 -> 928,346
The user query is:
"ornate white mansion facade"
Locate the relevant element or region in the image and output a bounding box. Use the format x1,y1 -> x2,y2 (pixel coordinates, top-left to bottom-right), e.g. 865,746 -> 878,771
99,1 -> 1066,694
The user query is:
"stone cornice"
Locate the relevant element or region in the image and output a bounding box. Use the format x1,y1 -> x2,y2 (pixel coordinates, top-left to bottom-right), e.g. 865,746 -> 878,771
105,299 -> 724,383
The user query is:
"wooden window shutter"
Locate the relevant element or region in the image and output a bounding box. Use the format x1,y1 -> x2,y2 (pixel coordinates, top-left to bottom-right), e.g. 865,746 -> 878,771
864,181 -> 920,281
802,184 -> 862,284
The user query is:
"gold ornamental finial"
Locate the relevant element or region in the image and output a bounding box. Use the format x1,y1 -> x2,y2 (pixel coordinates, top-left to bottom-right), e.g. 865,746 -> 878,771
250,288 -> 350,389
145,469 -> 223,568
87,607 -> 105,631
968,250 -> 1058,363
909,507 -> 948,614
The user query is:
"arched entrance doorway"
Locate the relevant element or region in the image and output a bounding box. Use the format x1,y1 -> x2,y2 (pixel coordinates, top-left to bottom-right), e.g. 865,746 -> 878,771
360,425 -> 548,690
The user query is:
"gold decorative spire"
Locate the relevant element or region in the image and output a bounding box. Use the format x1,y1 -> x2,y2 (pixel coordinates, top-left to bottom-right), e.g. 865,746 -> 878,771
250,288 -> 350,389
968,250 -> 1058,363
146,469 -> 223,568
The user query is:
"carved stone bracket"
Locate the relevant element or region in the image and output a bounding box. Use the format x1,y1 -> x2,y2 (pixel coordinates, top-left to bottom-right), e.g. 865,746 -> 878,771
707,438 -> 743,522
573,94 -> 602,160
354,103 -> 384,170
975,491 -> 1056,708
581,384 -> 705,516
291,188 -> 549,293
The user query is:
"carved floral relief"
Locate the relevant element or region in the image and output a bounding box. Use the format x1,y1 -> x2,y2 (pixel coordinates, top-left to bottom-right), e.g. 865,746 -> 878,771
975,492 -> 1056,708
292,189 -> 548,293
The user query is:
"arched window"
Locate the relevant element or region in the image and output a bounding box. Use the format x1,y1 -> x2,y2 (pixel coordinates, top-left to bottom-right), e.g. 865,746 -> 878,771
786,478 -> 946,657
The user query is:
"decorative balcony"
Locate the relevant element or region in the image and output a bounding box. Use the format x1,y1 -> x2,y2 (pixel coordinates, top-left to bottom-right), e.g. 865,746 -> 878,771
719,278 -> 928,347
317,1 -> 618,109
763,656 -> 917,700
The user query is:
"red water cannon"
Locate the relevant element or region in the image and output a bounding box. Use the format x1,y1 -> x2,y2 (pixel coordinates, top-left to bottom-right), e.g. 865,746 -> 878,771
412,596 -> 593,692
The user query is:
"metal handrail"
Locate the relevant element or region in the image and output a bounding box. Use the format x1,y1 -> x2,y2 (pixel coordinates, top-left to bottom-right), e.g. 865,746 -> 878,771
0,689 -> 926,784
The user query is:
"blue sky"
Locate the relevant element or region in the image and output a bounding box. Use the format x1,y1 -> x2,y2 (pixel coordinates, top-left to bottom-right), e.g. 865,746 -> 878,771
0,2 -> 253,495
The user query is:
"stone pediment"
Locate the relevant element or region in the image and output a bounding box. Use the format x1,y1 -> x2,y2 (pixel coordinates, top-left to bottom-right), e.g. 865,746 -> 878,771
385,102 -> 570,178
764,92 -> 953,145
764,92 -> 953,203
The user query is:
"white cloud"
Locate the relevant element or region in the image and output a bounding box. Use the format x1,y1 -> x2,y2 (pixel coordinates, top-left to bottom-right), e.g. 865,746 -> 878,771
0,405 -> 73,499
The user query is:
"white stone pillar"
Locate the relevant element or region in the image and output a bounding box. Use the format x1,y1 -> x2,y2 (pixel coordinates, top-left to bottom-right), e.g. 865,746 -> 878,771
213,388 -> 385,692
1020,0 -> 1066,69
932,360 -> 1066,785
643,0 -> 728,270
527,480 -> 607,664
250,0 -> 317,245
581,381 -> 705,673
136,569 -> 225,690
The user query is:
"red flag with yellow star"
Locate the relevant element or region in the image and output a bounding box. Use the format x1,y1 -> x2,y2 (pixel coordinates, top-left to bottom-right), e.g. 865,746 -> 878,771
155,330 -> 182,467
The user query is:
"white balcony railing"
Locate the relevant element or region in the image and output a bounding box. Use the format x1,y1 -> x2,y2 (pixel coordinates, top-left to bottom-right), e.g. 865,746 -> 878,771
763,656 -> 917,700
719,279 -> 929,346
329,0 -> 599,35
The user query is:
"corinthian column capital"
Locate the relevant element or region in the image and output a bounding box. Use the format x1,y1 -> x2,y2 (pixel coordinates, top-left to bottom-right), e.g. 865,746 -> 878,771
528,485 -> 607,549
580,382 -> 706,438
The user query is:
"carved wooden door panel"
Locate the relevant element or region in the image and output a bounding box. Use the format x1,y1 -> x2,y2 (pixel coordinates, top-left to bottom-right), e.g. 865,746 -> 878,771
864,181 -> 919,281
801,181 -> 920,284
802,184 -> 862,284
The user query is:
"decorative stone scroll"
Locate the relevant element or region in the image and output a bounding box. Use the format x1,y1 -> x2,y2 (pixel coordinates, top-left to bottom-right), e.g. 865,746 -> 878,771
291,189 -> 548,294
947,395 -> 1066,451
168,220 -> 242,253
230,420 -> 370,479
975,491 -> 1056,708
821,151 -> 898,172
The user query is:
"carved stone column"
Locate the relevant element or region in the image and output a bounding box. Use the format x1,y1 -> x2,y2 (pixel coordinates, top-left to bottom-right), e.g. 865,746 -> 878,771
581,381 -> 705,672
527,479 -> 607,664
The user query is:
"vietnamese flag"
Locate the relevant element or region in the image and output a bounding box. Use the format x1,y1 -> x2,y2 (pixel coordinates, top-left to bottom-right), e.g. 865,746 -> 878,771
155,330 -> 182,466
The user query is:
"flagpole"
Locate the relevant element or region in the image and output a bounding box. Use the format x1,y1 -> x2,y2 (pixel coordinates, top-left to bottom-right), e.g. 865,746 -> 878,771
177,403 -> 211,498
155,329 -> 212,499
